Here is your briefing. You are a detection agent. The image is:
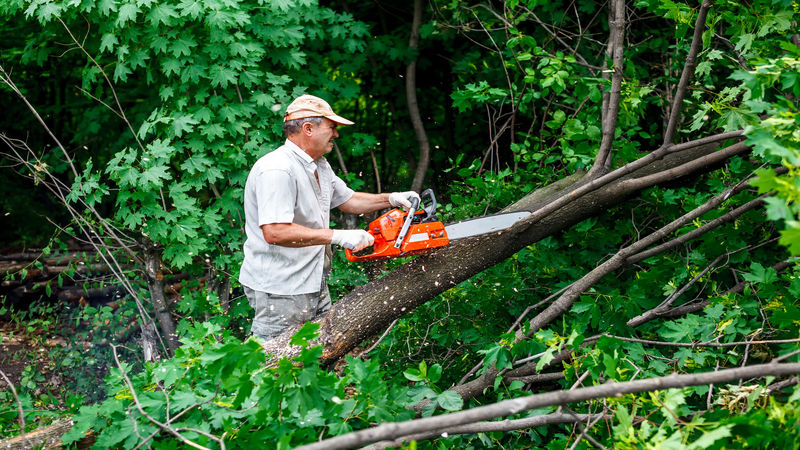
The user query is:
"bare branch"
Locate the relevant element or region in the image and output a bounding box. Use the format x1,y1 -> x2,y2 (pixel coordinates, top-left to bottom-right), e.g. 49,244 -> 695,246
298,363 -> 800,450
362,413 -> 606,450
56,19 -> 146,154
662,0 -> 713,144
506,371 -> 565,385
332,142 -> 349,177
588,0 -> 626,177
0,369 -> 25,436
658,258 -> 794,319
627,194 -> 769,264
565,406 -> 608,450
626,253 -> 726,327
358,319 -> 397,360
602,334 -> 800,348
0,66 -> 78,178
615,141 -> 749,192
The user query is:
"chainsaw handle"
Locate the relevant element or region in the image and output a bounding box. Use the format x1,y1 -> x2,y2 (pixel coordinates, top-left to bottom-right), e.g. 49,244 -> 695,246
420,189 -> 437,220
344,247 -> 361,261
393,196 -> 420,249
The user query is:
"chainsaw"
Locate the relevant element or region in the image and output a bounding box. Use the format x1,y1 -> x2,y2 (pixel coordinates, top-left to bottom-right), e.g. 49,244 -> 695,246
345,189 -> 529,262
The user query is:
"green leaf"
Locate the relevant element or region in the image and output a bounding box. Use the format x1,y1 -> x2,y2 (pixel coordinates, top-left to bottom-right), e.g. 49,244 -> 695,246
478,344 -> 513,372
778,224 -> 800,255
147,139 -> 176,159
689,424 -> 733,449
34,2 -> 63,23
116,3 -> 139,27
170,37 -> 197,57
734,33 -> 754,54
289,322 -> 321,348
147,3 -> 178,26
209,66 -> 238,88
99,33 -> 119,53
139,165 -> 171,187
742,262 -> 779,284
403,369 -> 425,382
762,196 -> 792,221
177,0 -> 203,18
113,62 -> 131,82
172,115 -> 199,137
437,390 -> 463,411
60,404 -> 101,445
427,364 -> 443,383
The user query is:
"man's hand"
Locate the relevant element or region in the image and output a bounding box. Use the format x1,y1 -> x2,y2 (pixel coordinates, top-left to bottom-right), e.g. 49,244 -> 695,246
388,191 -> 421,210
331,230 -> 375,251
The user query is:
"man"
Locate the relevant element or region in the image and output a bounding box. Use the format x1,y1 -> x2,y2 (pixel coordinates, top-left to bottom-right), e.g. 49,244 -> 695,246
239,94 -> 419,340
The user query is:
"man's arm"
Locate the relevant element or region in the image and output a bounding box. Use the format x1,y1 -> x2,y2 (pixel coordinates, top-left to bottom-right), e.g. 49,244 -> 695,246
261,223 -> 333,247
338,191 -> 421,214
261,223 -> 374,251
337,192 -> 391,215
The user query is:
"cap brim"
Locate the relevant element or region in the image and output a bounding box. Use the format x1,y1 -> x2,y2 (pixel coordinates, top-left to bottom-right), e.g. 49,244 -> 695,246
326,114 -> 354,126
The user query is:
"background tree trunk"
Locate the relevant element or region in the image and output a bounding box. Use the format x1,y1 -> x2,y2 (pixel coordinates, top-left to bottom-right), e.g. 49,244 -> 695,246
143,240 -> 178,355
407,0 -> 430,193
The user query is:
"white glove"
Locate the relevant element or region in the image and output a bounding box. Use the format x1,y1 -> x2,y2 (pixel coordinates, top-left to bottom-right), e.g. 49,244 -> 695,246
388,191 -> 421,210
331,230 -> 375,251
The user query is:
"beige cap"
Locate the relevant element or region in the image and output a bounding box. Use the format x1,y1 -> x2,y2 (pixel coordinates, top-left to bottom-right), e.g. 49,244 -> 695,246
283,94 -> 354,126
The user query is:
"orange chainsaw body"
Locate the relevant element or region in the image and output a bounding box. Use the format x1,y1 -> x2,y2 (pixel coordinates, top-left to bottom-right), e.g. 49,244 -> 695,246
345,191 -> 450,262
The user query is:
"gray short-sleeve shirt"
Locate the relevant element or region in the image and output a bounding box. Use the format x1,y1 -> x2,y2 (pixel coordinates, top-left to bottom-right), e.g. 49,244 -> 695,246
238,140 -> 354,295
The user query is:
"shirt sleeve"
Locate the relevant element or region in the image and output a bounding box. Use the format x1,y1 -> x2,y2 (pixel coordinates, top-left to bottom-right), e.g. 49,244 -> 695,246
255,168 -> 296,225
330,172 -> 355,208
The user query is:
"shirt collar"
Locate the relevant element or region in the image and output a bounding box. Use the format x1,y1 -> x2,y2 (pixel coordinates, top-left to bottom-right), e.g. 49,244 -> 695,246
284,139 -> 316,165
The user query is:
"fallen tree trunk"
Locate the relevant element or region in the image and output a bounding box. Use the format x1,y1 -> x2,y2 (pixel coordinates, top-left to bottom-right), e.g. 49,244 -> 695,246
262,134 -> 748,362
0,418 -> 79,449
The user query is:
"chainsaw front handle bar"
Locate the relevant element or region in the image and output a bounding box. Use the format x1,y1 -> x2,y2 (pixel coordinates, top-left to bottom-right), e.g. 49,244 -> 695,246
393,196 -> 420,249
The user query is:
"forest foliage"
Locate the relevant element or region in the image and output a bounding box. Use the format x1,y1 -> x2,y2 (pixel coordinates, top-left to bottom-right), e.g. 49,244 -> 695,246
1,0 -> 800,448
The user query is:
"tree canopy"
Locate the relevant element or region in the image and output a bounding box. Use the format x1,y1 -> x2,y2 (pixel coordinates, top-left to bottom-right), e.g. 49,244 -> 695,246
1,0 -> 800,448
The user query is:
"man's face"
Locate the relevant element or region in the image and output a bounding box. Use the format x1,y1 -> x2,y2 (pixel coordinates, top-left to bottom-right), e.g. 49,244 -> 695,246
308,118 -> 339,157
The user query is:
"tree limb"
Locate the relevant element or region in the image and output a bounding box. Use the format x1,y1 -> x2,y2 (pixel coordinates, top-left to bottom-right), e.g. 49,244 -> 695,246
588,0 -> 625,177
661,0 -> 713,145
525,175 -> 753,335
362,413 -> 605,450
627,194 -> 769,264
297,362 -> 800,450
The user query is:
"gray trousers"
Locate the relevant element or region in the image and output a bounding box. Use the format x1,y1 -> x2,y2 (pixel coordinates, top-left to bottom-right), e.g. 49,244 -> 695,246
243,279 -> 331,339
